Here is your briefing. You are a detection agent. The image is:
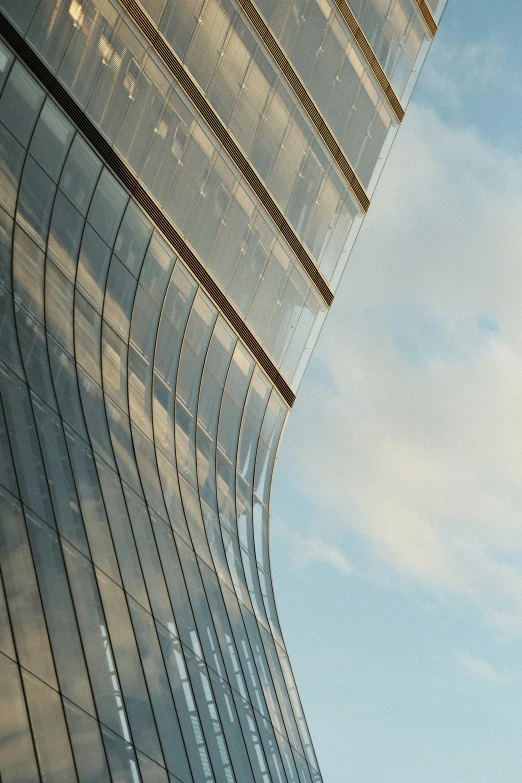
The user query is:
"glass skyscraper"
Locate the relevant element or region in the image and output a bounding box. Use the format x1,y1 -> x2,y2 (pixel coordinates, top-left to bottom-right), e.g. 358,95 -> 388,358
0,0 -> 442,780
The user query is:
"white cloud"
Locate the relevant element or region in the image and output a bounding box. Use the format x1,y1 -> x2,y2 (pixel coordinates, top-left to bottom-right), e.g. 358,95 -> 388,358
277,522 -> 353,575
454,652 -> 509,684
282,81 -> 522,632
420,36 -> 510,109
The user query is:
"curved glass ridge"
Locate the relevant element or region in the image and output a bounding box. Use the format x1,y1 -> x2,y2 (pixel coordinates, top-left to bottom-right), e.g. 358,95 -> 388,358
0,48 -> 321,782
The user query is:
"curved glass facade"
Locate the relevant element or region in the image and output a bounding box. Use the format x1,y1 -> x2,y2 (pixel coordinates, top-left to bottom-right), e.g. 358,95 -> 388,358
0,0 -> 438,780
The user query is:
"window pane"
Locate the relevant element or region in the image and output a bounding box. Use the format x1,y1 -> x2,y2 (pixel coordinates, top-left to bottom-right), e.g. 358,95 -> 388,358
0,61 -> 44,147
47,189 -> 85,282
88,168 -> 128,246
26,510 -> 95,715
22,669 -> 78,783
0,122 -> 25,216
60,135 -> 102,216
0,486 -> 57,687
64,699 -> 112,783
29,99 -> 74,182
0,652 -> 39,783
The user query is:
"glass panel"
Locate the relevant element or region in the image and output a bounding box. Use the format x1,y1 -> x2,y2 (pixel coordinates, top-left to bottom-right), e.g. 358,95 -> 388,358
58,0 -> 122,110
105,399 -> 142,493
64,424 -> 121,583
77,367 -> 117,468
0,395 -> 17,498
155,620 -> 214,781
64,699 -> 112,783
0,486 -> 57,687
102,723 -> 143,783
130,286 -> 160,366
0,207 -> 12,292
62,541 -> 132,739
217,393 -> 241,465
225,344 -> 254,408
163,261 -> 197,333
94,454 -> 150,611
87,19 -> 147,142
244,369 -> 271,433
115,200 -> 153,277
0,122 -> 25,217
0,61 -> 44,148
60,135 -> 102,216
17,154 -> 56,248
187,154 -> 236,263
15,302 -> 58,411
46,259 -> 74,354
88,168 -> 128,246
204,318 -> 236,386
238,420 -> 257,485
77,224 -> 111,312
0,282 -> 25,379
47,189 -> 85,282
75,292 -> 103,384
139,232 -> 176,305
26,510 -> 95,714
154,317 -> 182,394
177,342 -> 203,417
31,393 -> 89,555
208,184 -> 254,292
0,362 -> 55,524
46,338 -> 86,441
227,211 -> 273,317
246,243 -> 290,344
115,53 -> 170,176
102,321 -> 129,412
164,124 -> 215,235
185,0 -> 232,92
129,598 -> 193,781
140,87 -> 193,207
0,651 -> 39,783
122,485 -> 174,628
128,348 -> 153,440
132,426 -> 169,522
96,569 -> 164,765
260,391 -> 286,452
26,0 -> 76,72
104,253 -> 138,342
29,98 -> 74,183
184,291 -> 217,359
197,368 -> 222,440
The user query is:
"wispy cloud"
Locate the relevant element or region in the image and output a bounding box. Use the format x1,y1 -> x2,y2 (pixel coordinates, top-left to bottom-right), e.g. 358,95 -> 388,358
454,652 -> 509,684
276,523 -> 353,575
419,36 -> 514,110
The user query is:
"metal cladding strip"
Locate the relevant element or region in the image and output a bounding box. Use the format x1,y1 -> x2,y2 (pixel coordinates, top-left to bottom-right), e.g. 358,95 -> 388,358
332,0 -> 406,123
221,0 -> 371,209
0,14 -> 297,409
415,0 -> 438,36
116,0 -> 339,302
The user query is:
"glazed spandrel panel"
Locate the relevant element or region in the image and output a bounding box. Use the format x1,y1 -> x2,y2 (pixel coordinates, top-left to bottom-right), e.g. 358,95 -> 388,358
0,0 -> 361,292
255,0 -> 428,98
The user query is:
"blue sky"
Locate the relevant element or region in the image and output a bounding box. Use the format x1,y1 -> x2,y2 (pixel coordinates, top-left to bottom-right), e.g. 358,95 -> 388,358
271,2 -> 522,780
